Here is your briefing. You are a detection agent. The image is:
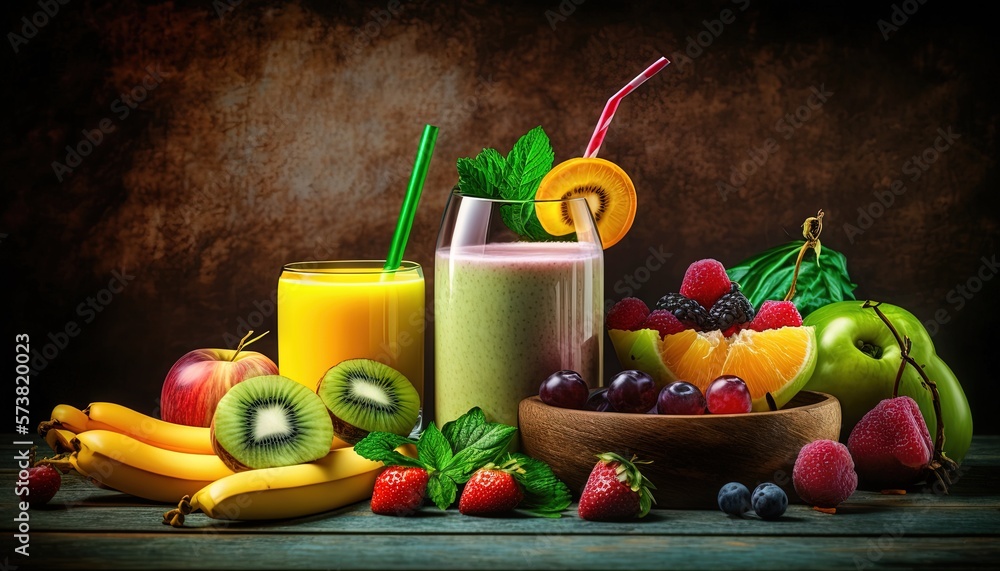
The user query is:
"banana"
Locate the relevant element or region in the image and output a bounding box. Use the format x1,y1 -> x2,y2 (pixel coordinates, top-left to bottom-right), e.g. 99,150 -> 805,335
84,402 -> 217,455
83,402 -> 351,454
70,430 -> 235,503
44,427 -> 80,454
38,404 -> 91,435
164,447 -> 385,524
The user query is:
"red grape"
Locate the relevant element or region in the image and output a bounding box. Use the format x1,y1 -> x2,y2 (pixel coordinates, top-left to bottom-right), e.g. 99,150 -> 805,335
586,388 -> 614,412
607,370 -> 657,413
539,370 -> 589,409
657,381 -> 707,415
705,375 -> 752,414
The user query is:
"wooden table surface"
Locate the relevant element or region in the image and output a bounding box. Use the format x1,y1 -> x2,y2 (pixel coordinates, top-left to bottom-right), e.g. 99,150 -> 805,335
2,434 -> 999,570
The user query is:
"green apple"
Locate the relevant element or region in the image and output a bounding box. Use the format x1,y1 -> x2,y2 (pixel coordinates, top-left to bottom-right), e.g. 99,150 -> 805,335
803,301 -> 972,463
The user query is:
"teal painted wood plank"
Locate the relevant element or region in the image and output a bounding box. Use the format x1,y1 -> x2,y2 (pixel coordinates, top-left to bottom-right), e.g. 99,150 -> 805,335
13,533 -> 1000,570
4,477 -> 999,537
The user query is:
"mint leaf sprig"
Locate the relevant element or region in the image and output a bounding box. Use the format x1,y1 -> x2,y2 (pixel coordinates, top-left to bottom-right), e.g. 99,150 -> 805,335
456,126 -> 560,242
354,407 -> 570,516
506,453 -> 572,518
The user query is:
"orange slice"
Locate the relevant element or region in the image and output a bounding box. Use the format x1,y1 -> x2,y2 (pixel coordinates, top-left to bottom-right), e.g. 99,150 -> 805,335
608,326 -> 817,411
534,157 -> 636,249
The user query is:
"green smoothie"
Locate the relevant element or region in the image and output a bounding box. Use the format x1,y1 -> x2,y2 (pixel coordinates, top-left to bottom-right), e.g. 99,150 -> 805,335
435,241 -> 603,428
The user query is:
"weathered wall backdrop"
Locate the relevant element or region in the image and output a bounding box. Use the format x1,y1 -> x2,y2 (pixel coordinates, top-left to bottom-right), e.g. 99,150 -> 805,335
2,0 -> 997,431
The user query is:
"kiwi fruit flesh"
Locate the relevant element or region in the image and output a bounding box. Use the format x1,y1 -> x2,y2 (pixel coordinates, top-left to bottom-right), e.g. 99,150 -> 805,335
533,157 -> 637,249
317,358 -> 420,444
211,375 -> 333,471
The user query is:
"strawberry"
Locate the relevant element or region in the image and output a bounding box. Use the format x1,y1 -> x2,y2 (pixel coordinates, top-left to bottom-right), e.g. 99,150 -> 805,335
577,452 -> 655,521
848,396 -> 933,489
27,463 -> 61,505
459,462 -> 525,516
370,466 -> 429,516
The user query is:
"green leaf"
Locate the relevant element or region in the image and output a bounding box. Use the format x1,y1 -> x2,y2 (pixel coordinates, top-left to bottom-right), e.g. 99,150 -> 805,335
457,148 -> 506,198
426,473 -> 458,510
499,203 -> 528,237
447,424 -> 517,483
454,127 -> 556,240
441,407 -> 487,451
353,432 -> 423,469
439,408 -> 517,484
500,126 -> 554,201
506,453 -> 572,517
416,423 -> 452,472
727,241 -> 857,317
520,205 -> 567,242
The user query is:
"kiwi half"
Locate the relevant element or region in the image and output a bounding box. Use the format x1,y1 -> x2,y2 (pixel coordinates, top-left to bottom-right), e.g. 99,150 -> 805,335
534,157 -> 637,249
211,375 -> 333,471
317,359 -> 419,444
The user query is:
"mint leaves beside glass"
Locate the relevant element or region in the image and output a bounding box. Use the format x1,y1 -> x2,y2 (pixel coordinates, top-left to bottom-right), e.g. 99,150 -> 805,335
456,126 -> 559,241
355,407 -> 572,517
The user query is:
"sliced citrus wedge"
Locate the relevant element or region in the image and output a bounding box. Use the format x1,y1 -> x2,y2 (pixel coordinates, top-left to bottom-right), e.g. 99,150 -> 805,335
608,326 -> 817,412
722,327 -> 817,411
534,157 -> 636,249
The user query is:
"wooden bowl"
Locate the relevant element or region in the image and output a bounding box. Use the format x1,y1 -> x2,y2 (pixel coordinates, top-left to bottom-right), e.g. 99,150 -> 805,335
519,390 -> 841,509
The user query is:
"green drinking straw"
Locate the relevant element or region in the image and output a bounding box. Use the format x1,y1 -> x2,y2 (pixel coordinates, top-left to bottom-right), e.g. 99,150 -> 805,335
384,124 -> 439,271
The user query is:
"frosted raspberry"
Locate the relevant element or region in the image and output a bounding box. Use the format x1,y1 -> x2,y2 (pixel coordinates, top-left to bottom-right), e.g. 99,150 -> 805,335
641,310 -> 686,338
680,259 -> 732,310
607,298 -> 650,331
793,439 -> 858,508
847,396 -> 933,489
748,301 -> 803,332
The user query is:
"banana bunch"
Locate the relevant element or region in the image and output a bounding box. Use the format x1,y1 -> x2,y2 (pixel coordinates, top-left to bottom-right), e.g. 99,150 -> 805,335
38,402 -> 385,522
46,430 -> 235,503
163,447 -> 384,525
40,402 -> 350,454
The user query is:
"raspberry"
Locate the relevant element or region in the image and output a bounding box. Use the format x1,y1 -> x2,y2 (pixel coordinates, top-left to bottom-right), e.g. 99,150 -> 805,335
680,259 -> 732,309
847,396 -> 933,489
708,284 -> 755,332
792,439 -> 858,508
640,310 -> 686,338
606,297 -> 650,331
654,293 -> 715,330
748,301 -> 803,332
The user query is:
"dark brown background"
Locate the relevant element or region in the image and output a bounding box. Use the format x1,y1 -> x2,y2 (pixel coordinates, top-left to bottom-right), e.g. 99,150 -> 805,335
2,0 -> 997,432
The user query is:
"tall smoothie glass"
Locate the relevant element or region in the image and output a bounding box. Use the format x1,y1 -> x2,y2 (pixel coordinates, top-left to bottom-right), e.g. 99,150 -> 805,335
277,261 -> 426,433
434,193 -> 604,430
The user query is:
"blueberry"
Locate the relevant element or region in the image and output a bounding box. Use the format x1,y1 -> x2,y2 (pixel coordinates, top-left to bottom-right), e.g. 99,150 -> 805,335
717,482 -> 751,516
752,483 -> 788,520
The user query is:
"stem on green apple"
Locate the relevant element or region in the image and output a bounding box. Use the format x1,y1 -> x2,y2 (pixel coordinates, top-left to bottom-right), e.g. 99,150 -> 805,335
784,210 -> 824,303
231,330 -> 270,362
862,300 -> 959,492
856,340 -> 883,359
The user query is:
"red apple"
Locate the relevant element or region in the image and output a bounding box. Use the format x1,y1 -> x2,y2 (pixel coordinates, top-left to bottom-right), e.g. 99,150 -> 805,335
160,331 -> 278,427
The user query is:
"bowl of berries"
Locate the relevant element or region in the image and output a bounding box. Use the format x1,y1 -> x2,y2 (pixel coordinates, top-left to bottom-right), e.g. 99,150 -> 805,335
519,381 -> 840,509
518,259 -> 842,509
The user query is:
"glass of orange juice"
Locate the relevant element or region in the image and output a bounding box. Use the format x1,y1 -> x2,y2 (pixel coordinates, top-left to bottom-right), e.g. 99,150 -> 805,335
277,261 -> 425,434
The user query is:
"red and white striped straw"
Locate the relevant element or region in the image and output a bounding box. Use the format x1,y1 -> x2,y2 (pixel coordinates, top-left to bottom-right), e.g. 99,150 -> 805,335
584,56 -> 670,158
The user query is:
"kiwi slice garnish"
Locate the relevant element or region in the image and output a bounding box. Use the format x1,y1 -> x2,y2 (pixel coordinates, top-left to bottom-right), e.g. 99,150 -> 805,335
316,358 -> 420,444
211,375 -> 333,471
534,157 -> 637,249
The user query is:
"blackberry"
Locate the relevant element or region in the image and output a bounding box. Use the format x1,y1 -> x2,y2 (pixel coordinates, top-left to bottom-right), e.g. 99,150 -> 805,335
708,284 -> 756,331
654,293 -> 715,330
